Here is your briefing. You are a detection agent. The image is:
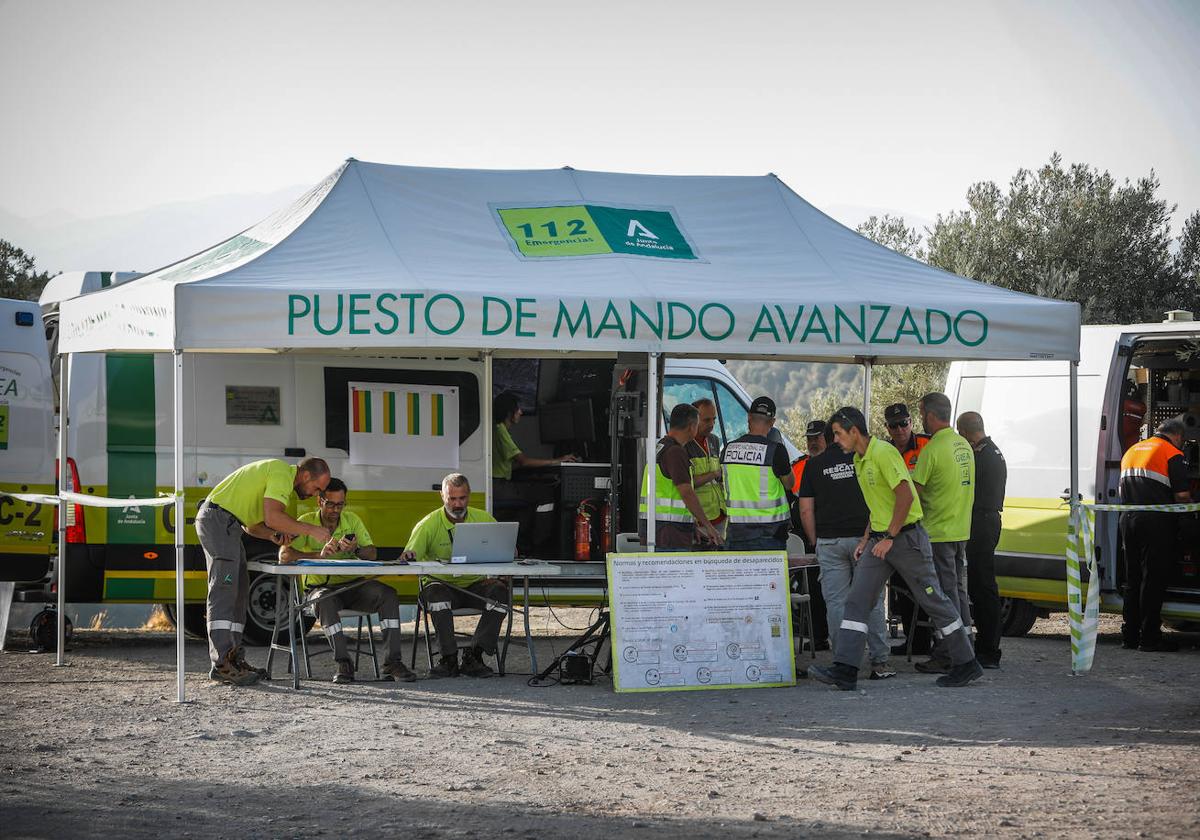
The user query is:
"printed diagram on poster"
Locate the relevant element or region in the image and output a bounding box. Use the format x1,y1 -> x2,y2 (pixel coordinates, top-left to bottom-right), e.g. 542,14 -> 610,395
607,552 -> 794,692
348,382 -> 459,468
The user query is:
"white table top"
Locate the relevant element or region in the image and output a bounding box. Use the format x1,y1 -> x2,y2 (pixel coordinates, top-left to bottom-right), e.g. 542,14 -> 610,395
246,559 -> 562,577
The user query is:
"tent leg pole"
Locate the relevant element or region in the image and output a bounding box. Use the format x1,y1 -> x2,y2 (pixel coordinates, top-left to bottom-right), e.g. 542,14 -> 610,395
54,352 -> 70,666
174,350 -> 186,703
645,352 -> 659,551
862,359 -> 872,419
483,351 -> 493,515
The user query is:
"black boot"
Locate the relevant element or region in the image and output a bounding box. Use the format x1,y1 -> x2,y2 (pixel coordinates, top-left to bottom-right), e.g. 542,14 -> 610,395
935,659 -> 984,687
807,662 -> 858,690
428,653 -> 459,679
460,647 -> 496,678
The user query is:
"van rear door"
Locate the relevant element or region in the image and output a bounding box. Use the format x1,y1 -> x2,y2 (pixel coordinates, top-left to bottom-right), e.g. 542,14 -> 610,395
0,300 -> 55,582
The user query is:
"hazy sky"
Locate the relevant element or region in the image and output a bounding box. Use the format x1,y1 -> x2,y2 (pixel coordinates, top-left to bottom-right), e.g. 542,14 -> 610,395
2,0 -> 1197,228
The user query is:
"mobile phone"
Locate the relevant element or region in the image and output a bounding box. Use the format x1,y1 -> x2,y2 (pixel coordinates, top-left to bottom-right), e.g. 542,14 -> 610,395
345,533 -> 356,542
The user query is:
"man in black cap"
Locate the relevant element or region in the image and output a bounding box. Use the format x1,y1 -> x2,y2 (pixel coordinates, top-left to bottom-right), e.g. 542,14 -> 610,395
722,396 -> 796,551
884,403 -> 931,471
884,402 -> 933,655
790,420 -> 829,495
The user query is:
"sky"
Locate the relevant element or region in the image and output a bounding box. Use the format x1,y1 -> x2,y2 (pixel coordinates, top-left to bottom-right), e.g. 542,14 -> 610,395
1,0 -> 1197,265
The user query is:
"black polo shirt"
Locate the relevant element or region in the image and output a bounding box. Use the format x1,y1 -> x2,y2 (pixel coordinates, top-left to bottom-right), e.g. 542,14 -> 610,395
796,446 -> 869,538
972,436 -> 1007,513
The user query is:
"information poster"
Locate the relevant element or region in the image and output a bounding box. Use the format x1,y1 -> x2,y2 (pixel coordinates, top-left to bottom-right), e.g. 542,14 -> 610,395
607,552 -> 794,693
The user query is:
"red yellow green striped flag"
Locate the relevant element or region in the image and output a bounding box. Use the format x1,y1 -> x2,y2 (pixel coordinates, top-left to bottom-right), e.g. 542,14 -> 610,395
382,391 -> 396,435
352,389 -> 372,433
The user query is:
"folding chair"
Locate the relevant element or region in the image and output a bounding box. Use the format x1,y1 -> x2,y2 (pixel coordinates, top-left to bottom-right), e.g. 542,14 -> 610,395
789,568 -> 818,660
889,579 -> 936,662
410,581 -> 514,676
300,591 -> 384,679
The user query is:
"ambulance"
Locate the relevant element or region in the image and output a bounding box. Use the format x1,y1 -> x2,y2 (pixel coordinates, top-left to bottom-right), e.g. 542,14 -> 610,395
945,314 -> 1200,634
2,273 -> 797,644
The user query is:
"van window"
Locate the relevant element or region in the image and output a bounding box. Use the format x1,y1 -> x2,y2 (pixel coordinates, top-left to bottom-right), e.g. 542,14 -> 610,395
662,376 -> 715,438
714,380 -> 748,443
324,367 -> 479,451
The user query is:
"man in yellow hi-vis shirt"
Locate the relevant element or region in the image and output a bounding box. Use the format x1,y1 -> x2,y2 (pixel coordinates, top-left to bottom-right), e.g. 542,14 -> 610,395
809,406 -> 979,692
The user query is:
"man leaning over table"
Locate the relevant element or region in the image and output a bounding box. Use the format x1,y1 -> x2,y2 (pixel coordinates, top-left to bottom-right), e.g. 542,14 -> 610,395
279,477 -> 416,684
402,473 -> 509,679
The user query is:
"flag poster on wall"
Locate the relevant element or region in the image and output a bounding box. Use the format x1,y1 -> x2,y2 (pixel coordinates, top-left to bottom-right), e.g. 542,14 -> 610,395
347,382 -> 459,468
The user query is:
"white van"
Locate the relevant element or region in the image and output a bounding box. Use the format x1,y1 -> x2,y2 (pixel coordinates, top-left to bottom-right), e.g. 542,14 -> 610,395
945,317 -> 1200,634
24,275 -> 798,642
0,298 -> 56,588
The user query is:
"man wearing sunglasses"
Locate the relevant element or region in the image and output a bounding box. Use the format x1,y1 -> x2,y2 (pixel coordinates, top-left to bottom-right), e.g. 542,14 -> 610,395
809,406 -> 980,691
281,478 -> 416,684
884,403 -> 933,654
884,403 -> 931,471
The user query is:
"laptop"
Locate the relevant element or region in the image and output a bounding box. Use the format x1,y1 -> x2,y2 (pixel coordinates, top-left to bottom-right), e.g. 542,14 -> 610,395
448,522 -> 519,563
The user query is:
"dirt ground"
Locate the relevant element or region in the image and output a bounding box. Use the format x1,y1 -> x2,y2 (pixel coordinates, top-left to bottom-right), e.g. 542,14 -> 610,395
2,611 -> 1199,840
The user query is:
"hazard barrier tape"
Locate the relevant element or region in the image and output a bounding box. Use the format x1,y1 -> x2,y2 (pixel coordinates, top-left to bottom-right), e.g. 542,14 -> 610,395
1068,501 -> 1200,674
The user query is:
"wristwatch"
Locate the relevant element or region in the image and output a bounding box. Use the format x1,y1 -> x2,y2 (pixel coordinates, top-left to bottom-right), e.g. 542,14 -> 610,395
883,532 -> 897,541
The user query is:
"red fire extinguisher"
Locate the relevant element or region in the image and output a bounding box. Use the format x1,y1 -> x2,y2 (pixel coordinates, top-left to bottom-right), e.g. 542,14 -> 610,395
574,504 -> 592,561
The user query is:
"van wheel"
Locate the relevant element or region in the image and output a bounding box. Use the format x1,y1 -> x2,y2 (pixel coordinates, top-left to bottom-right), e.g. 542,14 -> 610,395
999,597 -> 1038,637
163,603 -> 208,640
242,568 -> 315,646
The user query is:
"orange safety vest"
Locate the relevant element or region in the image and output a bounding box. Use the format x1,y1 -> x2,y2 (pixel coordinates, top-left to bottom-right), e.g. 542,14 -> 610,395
900,433 -> 931,471
790,456 -> 807,494
1120,434 -> 1183,488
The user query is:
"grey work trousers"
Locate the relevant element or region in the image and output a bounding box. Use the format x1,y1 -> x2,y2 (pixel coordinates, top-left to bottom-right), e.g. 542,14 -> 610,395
420,578 -> 510,657
930,540 -> 971,661
308,581 -> 406,664
833,525 -> 974,669
816,536 -> 889,665
195,505 -> 248,667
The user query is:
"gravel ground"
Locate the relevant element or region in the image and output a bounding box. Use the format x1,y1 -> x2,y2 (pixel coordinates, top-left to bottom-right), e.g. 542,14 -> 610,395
2,612 -> 1199,839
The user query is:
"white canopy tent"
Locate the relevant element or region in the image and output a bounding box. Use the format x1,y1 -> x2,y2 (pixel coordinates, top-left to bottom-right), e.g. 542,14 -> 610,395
55,160 -> 1082,700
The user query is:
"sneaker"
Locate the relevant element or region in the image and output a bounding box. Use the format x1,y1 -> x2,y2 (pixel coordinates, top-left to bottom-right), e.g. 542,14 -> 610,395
381,660 -> 417,683
807,663 -> 858,691
427,654 -> 460,679
209,654 -> 260,687
460,647 -> 496,678
233,647 -> 268,679
935,659 -> 984,688
915,657 -> 952,674
333,659 -> 355,684
869,665 -> 897,680
1138,637 -> 1180,652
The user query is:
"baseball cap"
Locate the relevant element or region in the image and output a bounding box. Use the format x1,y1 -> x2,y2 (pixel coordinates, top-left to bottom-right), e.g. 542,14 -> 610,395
749,396 -> 776,418
883,403 -> 911,424
805,420 -> 826,438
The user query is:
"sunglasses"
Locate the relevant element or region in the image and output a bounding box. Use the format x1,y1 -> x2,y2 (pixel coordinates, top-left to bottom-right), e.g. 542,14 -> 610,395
887,418 -> 911,430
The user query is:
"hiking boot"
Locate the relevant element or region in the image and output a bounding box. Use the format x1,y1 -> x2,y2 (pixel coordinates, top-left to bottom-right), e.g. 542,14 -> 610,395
381,660 -> 417,683
915,657 -> 951,674
233,647 -> 268,679
807,662 -> 858,691
209,653 -> 260,687
333,659 -> 355,684
935,659 -> 984,688
460,647 -> 496,678
427,654 -> 459,679
869,664 -> 897,680
1138,637 -> 1180,652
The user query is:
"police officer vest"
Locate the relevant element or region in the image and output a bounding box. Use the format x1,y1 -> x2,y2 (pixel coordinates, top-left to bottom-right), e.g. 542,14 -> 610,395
639,437 -> 693,525
721,436 -> 789,527
688,435 -> 725,521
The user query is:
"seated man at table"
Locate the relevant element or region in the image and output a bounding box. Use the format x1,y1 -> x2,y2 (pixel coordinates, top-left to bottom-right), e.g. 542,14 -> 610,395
401,472 -> 509,679
279,478 -> 416,684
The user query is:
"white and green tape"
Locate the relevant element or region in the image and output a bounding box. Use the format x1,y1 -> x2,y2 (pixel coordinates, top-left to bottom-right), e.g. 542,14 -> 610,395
1068,501 -> 1200,674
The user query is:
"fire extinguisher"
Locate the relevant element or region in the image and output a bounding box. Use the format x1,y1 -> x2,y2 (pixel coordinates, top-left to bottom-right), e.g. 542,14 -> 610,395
574,503 -> 592,561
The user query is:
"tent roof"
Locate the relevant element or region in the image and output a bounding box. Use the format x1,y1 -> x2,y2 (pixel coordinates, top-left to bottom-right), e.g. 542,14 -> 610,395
59,159 -> 1079,362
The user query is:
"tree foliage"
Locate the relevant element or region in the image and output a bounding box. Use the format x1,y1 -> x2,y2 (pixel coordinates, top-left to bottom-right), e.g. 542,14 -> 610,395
925,153 -> 1193,323
0,240 -> 54,301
